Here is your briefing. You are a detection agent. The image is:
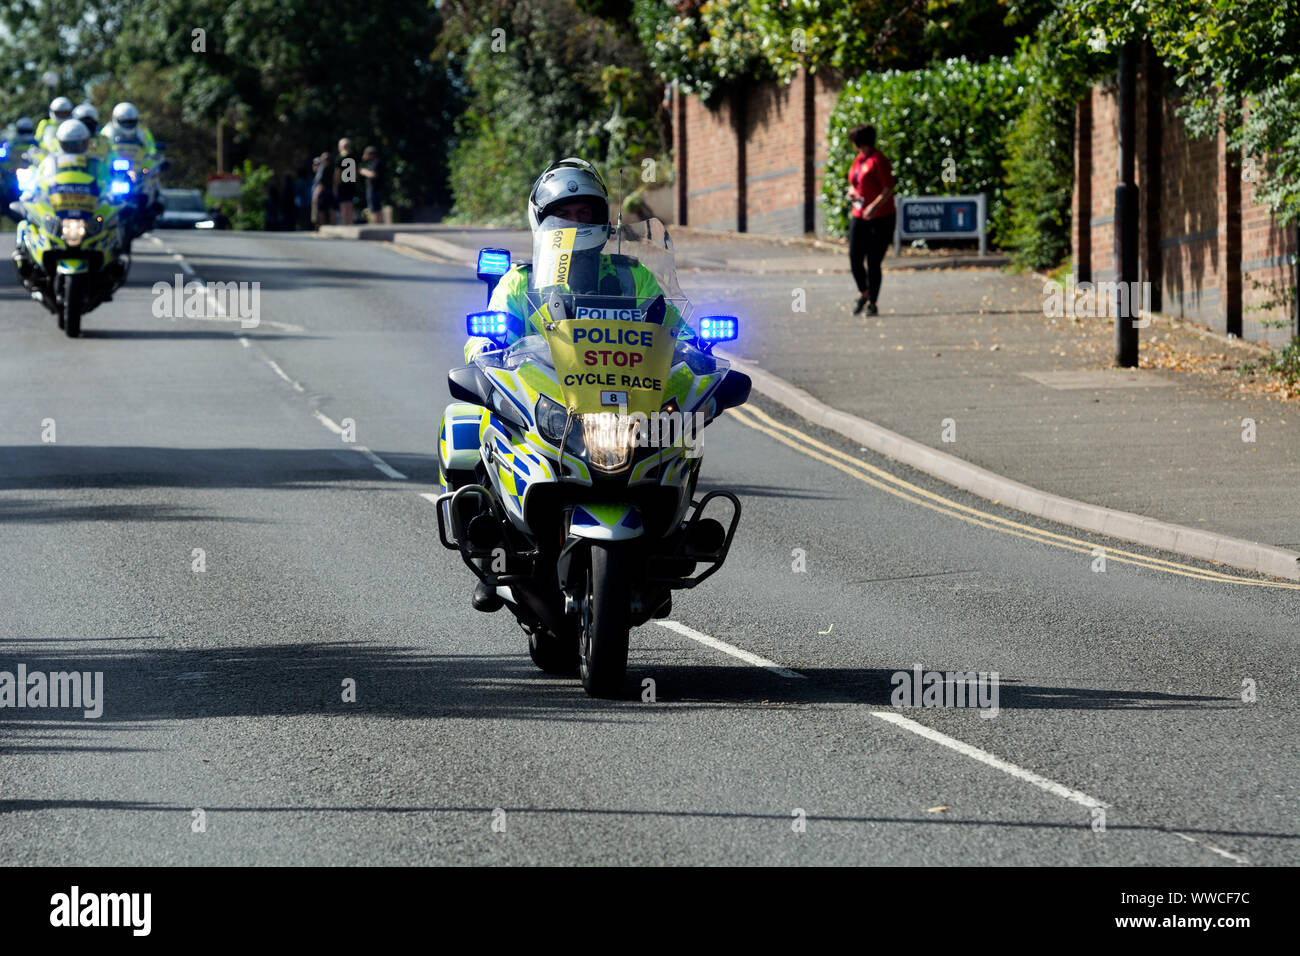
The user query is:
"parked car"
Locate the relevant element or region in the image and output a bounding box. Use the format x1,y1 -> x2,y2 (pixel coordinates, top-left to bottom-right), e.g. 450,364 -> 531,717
157,188 -> 225,229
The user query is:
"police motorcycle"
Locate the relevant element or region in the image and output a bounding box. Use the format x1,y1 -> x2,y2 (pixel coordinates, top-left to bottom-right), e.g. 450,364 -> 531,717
103,107 -> 165,252
436,217 -> 751,697
9,121 -> 129,337
1,118 -> 40,207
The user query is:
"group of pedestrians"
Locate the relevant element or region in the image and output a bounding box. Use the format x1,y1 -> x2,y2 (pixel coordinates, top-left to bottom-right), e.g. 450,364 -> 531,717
310,138 -> 385,228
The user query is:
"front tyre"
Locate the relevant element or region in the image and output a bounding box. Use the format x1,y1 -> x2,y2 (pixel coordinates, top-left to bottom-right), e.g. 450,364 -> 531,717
579,543 -> 631,698
62,275 -> 84,338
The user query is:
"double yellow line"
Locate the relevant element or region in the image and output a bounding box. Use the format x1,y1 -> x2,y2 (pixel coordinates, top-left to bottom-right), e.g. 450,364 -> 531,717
729,404 -> 1300,590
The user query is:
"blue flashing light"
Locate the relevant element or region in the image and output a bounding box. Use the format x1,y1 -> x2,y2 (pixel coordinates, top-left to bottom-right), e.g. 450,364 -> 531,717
0,143 -> 8,160
109,178 -> 131,195
112,158 -> 131,171
698,315 -> 739,343
477,248 -> 510,278
467,310 -> 512,340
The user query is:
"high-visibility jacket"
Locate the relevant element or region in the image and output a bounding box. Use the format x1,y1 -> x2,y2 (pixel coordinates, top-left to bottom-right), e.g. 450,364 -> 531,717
466,255 -> 690,362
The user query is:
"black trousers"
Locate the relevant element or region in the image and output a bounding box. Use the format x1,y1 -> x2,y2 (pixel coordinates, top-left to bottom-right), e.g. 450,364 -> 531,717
849,213 -> 896,304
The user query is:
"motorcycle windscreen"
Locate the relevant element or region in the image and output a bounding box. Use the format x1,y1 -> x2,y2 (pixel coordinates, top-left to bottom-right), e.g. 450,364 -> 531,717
530,215 -> 685,414
529,215 -> 688,306
544,316 -> 676,415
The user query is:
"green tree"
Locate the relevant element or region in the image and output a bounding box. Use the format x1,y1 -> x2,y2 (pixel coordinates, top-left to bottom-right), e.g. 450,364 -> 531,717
631,0 -> 1040,96
1041,0 -> 1300,227
107,0 -> 459,212
441,0 -> 667,223
631,0 -> 772,106
0,0 -> 128,121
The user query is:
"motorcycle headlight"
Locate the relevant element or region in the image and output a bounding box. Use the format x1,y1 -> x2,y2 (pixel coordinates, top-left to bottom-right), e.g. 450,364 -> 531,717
536,394 -> 571,446
579,412 -> 638,472
60,218 -> 86,246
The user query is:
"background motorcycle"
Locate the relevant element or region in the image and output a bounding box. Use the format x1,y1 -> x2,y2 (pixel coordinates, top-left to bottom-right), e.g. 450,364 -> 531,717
10,169 -> 129,337
105,151 -> 167,253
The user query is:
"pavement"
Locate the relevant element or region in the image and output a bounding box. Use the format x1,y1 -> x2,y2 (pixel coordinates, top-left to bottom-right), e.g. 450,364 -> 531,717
328,223 -> 1300,578
2,227 -> 1297,866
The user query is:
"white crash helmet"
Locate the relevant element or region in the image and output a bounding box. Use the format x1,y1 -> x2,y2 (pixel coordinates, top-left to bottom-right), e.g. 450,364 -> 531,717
527,157 -> 610,231
112,102 -> 139,132
49,96 -> 74,121
15,117 -> 36,136
71,103 -> 99,135
55,119 -> 91,154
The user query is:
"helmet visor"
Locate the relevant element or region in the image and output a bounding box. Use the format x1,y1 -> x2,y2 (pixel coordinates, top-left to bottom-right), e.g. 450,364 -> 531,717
531,215 -> 613,296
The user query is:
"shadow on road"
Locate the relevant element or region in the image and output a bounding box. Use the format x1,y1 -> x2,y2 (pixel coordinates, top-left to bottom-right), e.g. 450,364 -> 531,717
0,446 -> 441,491
0,500 -> 269,524
0,632 -> 1233,747
77,329 -> 317,341
0,795 -> 1294,845
696,482 -> 845,502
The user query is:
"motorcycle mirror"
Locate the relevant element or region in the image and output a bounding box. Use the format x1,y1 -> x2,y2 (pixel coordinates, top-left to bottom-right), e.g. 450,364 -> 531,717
447,365 -> 492,407
711,370 -> 752,412
547,289 -> 569,322
6,200 -> 24,223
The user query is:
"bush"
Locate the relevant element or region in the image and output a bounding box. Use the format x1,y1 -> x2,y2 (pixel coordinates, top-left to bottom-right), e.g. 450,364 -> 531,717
821,57 -> 1032,243
1265,337 -> 1300,397
215,160 -> 275,231
1001,91 -> 1074,270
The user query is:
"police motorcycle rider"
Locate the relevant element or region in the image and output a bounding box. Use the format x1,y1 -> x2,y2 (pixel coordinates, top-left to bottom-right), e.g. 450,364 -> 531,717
70,103 -> 107,160
102,102 -> 157,155
9,116 -> 39,150
1,118 -> 39,207
462,157 -> 696,612
102,102 -> 164,240
33,96 -> 74,160
467,157 -> 691,362
29,119 -> 110,190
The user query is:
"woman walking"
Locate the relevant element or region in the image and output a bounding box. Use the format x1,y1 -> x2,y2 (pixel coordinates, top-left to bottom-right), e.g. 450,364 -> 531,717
846,124 -> 896,316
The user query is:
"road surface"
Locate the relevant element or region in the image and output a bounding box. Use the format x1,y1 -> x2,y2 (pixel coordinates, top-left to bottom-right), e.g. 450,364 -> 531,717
1,229 -> 1295,865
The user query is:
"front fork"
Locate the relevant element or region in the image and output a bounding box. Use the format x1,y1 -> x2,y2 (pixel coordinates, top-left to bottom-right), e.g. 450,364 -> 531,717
436,484 -> 743,624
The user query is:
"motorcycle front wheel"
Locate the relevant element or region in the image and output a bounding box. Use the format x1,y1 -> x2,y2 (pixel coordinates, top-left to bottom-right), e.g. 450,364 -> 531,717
579,543 -> 631,698
62,274 -> 84,338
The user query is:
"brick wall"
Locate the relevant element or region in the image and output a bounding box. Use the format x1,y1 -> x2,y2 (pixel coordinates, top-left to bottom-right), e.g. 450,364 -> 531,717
677,61 -> 1296,345
675,69 -> 843,237
1075,61 -> 1297,345
810,71 -> 842,236
676,87 -> 741,231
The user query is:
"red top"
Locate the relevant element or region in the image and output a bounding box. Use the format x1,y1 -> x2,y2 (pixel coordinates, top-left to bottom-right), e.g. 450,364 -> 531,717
848,148 -> 895,220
